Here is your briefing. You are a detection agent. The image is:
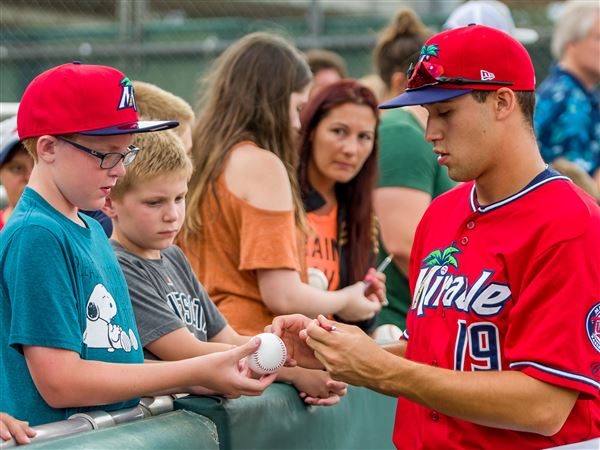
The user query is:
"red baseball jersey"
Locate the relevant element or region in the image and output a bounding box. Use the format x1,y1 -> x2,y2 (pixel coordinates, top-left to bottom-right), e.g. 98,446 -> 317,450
393,172 -> 600,449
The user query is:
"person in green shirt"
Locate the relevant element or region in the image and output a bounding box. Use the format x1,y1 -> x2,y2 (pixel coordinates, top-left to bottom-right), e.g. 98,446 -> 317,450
372,9 -> 456,334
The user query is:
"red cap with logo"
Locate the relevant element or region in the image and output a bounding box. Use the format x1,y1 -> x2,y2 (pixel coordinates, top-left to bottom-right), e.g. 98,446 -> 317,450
17,62 -> 178,139
379,24 -> 535,109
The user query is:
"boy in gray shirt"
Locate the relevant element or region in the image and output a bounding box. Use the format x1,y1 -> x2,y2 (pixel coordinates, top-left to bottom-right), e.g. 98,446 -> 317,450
105,129 -> 346,405
111,242 -> 226,360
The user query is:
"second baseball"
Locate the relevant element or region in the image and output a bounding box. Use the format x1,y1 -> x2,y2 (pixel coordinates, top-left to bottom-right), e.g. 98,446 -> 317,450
246,333 -> 287,375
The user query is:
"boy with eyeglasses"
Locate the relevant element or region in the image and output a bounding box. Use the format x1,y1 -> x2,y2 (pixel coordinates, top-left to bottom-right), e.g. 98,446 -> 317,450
269,25 -> 600,448
0,62 -> 276,428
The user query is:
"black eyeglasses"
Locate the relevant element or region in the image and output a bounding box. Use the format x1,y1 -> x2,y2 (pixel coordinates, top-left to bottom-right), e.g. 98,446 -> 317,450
406,60 -> 513,91
57,136 -> 140,169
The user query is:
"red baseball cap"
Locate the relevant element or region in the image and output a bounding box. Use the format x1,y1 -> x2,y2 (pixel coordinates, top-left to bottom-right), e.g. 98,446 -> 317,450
379,24 -> 535,109
17,62 -> 178,139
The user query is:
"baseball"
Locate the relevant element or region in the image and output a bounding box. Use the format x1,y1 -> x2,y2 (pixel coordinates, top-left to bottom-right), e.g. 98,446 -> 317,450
308,267 -> 329,291
246,333 -> 287,375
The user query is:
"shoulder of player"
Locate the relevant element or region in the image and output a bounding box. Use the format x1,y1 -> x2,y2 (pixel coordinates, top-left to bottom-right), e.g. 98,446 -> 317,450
531,179 -> 599,238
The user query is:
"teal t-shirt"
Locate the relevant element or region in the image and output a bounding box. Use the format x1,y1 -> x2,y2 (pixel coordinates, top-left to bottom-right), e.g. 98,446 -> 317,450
0,188 -> 143,426
376,108 -> 456,329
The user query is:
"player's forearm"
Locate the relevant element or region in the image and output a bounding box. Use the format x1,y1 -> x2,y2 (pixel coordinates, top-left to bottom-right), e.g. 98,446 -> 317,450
377,357 -> 578,436
381,339 -> 407,357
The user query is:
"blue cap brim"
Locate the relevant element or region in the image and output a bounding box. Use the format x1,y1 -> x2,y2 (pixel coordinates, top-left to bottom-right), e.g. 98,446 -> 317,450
0,115 -> 21,165
79,120 -> 179,136
379,88 -> 472,109
0,137 -> 22,165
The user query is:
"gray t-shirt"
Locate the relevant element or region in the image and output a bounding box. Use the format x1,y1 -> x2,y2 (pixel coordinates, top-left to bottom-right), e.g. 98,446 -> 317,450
111,241 -> 227,360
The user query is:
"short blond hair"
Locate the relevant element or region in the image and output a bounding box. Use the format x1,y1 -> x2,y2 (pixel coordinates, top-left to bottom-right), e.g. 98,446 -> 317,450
111,129 -> 193,199
132,80 -> 195,136
22,137 -> 38,161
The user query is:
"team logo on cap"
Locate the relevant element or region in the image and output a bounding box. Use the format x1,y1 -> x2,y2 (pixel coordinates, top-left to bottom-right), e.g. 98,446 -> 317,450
419,44 -> 440,61
118,77 -> 137,111
586,302 -> 600,353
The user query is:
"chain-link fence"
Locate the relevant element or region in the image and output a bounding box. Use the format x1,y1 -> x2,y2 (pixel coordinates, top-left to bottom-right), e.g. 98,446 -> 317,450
1,0 -> 558,112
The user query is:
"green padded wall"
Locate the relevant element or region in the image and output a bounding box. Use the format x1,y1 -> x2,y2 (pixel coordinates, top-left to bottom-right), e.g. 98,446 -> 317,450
175,382 -> 397,450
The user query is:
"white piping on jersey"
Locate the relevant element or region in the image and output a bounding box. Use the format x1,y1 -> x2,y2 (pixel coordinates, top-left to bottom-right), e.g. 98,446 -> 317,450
402,329 -> 409,340
469,176 -> 570,213
510,361 -> 600,391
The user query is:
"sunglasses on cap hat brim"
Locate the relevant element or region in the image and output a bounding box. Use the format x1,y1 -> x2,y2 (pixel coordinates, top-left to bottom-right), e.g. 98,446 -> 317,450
379,59 -> 513,109
406,60 -> 513,90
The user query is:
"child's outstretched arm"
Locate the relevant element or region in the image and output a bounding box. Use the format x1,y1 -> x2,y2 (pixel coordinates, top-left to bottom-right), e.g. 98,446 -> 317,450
23,338 -> 276,407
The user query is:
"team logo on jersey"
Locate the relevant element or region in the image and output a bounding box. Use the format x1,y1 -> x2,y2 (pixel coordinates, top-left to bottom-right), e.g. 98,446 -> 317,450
411,243 -> 511,317
586,302 -> 600,353
118,77 -> 137,111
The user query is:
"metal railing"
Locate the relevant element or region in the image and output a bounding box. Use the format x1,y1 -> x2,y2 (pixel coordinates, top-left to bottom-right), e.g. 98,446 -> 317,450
2,396 -> 175,448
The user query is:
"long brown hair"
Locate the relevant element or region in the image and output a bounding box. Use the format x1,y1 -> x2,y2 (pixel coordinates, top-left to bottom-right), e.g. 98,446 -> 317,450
180,32 -> 312,246
298,79 -> 380,285
373,9 -> 431,90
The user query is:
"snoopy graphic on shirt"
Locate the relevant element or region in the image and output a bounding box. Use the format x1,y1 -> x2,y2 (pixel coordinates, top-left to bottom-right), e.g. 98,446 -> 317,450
83,284 -> 139,352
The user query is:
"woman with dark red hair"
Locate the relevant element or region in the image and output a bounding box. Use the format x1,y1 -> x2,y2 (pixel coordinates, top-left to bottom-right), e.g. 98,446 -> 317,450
298,79 -> 382,332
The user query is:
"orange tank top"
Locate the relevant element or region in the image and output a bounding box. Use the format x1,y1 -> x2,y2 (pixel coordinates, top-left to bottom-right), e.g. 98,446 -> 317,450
179,143 -> 307,335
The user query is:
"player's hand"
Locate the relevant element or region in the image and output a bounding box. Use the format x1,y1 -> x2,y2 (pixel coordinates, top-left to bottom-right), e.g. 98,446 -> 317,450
0,412 -> 36,445
337,283 -> 382,322
267,314 -> 324,370
288,367 -> 347,406
191,338 -> 277,397
304,315 -> 391,389
364,268 -> 387,305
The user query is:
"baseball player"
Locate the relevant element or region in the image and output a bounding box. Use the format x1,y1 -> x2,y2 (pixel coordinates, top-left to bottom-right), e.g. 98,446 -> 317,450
270,25 -> 600,449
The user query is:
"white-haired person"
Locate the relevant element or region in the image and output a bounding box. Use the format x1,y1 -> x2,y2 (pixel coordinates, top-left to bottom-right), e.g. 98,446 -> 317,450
535,1 -> 600,193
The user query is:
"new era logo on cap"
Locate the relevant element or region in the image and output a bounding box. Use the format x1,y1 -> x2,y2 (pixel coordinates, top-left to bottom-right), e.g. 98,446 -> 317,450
480,70 -> 496,81
17,62 -> 178,139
